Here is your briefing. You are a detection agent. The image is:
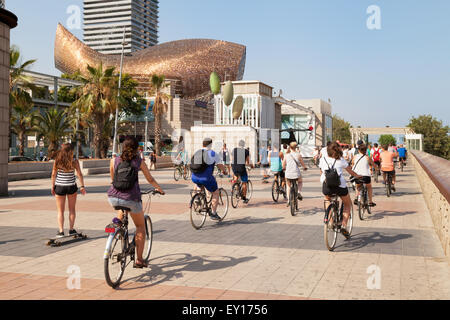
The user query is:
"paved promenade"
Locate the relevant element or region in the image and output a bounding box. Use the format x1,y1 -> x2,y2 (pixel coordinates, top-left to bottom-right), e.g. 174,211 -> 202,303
0,164 -> 449,300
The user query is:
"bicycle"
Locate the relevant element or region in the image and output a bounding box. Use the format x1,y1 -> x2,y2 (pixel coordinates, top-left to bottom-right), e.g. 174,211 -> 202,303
287,179 -> 301,216
271,172 -> 286,203
372,166 -> 379,183
103,189 -> 163,288
351,177 -> 371,220
323,194 -> 354,251
384,171 -> 394,197
189,186 -> 229,230
174,164 -> 190,181
231,176 -> 253,208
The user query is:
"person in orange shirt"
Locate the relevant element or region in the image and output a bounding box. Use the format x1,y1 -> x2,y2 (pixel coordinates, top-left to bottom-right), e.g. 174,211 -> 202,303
380,144 -> 398,192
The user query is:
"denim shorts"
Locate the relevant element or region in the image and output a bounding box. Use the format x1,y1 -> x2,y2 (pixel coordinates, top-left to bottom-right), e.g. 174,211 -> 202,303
108,197 -> 143,214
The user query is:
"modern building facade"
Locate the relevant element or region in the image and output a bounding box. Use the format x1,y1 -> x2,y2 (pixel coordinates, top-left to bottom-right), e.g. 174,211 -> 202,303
281,99 -> 332,150
83,0 -> 159,55
214,81 -> 281,130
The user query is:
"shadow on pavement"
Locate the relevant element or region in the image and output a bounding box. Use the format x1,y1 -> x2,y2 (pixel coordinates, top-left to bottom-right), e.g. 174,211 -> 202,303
333,231 -> 412,252
204,216 -> 283,229
0,239 -> 24,245
7,183 -> 186,198
120,253 -> 257,289
365,210 -> 417,221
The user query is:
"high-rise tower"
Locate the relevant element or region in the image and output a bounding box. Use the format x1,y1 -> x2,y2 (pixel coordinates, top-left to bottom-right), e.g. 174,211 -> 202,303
83,0 -> 158,55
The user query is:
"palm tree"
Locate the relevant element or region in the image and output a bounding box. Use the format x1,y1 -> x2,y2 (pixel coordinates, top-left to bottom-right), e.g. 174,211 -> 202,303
10,89 -> 38,156
148,74 -> 171,156
72,63 -> 118,158
9,46 -> 36,92
9,46 -> 37,150
34,108 -> 72,159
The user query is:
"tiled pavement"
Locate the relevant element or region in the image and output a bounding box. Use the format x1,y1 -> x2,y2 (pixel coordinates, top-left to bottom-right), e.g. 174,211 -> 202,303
0,165 -> 449,300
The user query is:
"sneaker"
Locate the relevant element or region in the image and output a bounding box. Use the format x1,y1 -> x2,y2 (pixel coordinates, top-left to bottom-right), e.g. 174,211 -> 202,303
56,231 -> 64,238
353,199 -> 358,205
243,198 -> 249,204
69,229 -> 78,235
209,212 -> 220,220
392,186 -> 396,192
369,202 -> 377,207
297,194 -> 303,201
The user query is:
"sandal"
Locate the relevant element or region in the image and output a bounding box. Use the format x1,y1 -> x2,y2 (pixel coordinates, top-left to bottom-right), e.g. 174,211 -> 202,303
341,227 -> 351,239
134,260 -> 148,269
369,202 -> 376,207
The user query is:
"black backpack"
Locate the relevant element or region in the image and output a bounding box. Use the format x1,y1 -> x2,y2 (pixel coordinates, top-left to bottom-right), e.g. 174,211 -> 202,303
190,149 -> 209,174
113,160 -> 138,191
323,158 -> 340,188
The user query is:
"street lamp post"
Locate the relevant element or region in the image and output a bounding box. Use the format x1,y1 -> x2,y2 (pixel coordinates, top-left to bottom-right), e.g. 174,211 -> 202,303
75,108 -> 79,159
112,28 -> 126,157
145,115 -> 148,152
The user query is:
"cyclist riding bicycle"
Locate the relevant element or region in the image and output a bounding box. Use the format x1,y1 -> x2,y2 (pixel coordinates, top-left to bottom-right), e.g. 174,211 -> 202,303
397,144 -> 407,169
352,144 -> 377,207
380,144 -> 398,192
319,142 -> 361,237
231,140 -> 253,204
283,141 -> 308,206
371,143 -> 382,172
191,138 -> 227,220
269,143 -> 286,199
107,137 -> 165,268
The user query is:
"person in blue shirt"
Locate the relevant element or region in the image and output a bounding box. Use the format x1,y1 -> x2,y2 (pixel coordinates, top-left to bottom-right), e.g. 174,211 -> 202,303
397,144 -> 407,169
191,138 -> 227,220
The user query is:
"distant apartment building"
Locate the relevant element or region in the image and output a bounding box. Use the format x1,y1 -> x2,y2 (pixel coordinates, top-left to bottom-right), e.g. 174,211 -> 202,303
83,0 -> 159,55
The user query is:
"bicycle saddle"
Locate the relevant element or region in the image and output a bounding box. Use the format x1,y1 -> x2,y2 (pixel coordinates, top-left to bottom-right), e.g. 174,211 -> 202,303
114,206 -> 131,212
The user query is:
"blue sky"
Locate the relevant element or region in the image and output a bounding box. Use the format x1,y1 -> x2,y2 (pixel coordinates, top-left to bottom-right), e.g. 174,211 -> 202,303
8,0 -> 450,128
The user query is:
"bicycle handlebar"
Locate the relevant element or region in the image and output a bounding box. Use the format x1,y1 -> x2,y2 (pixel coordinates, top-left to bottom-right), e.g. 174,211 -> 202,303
141,189 -> 165,196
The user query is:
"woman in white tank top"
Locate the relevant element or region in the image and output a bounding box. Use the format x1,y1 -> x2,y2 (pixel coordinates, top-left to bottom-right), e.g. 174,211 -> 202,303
351,144 -> 377,207
282,142 -> 308,205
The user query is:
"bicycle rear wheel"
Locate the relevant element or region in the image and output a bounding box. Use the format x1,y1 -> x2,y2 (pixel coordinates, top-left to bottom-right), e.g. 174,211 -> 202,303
183,167 -> 191,180
142,215 -> 153,262
190,193 -> 207,230
290,182 -> 298,216
216,188 -> 229,221
104,231 -> 127,288
272,179 -> 280,203
231,183 -> 241,208
324,204 -> 338,251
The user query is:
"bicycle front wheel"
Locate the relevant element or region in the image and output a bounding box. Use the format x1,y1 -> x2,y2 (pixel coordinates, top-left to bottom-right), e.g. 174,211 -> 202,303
104,231 -> 127,288
142,215 -> 153,262
324,204 -> 338,251
231,183 -> 241,208
347,201 -> 354,236
190,193 -> 207,230
216,188 -> 229,221
358,197 -> 365,221
246,180 -> 253,201
272,180 -> 280,203
174,168 -> 181,181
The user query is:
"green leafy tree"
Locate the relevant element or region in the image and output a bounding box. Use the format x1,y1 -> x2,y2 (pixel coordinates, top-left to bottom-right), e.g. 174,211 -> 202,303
33,108 -> 72,159
148,74 -> 171,156
10,89 -> 38,156
378,134 -> 396,147
332,114 -> 352,144
407,115 -> 450,159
